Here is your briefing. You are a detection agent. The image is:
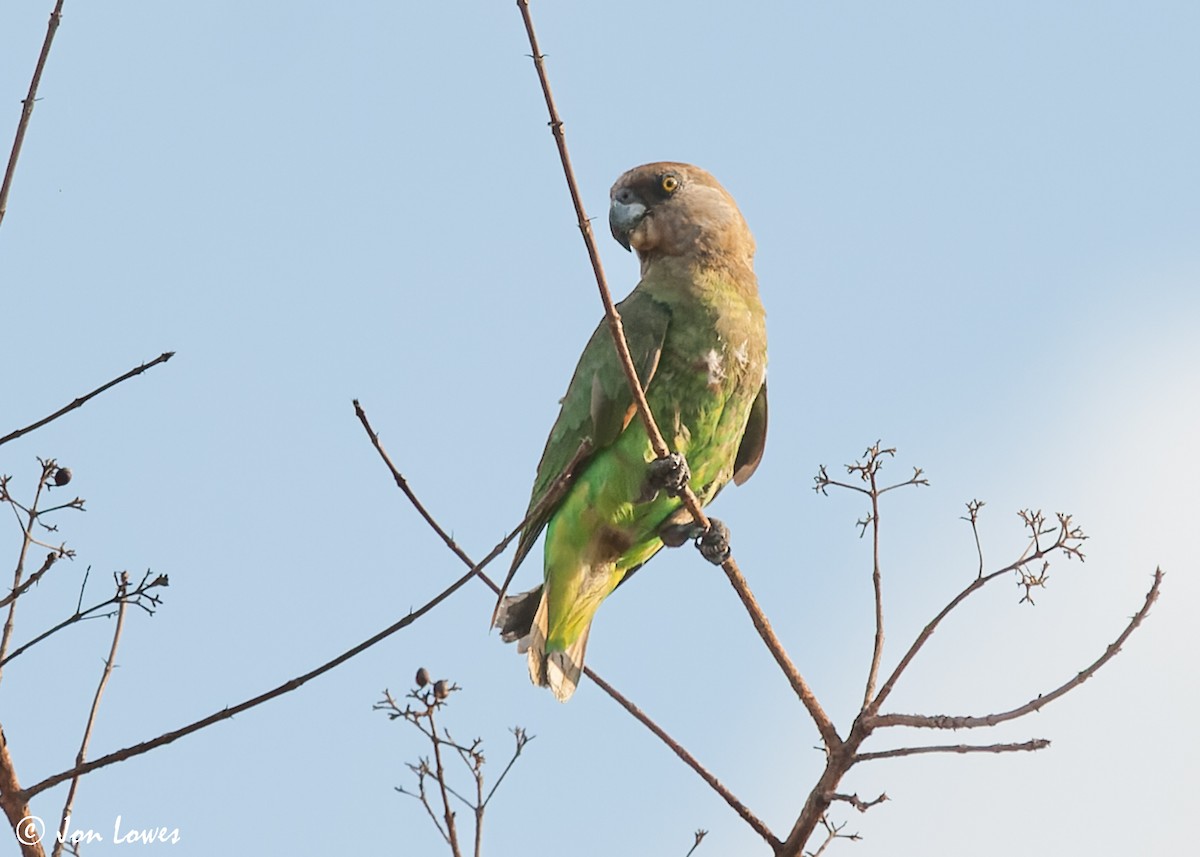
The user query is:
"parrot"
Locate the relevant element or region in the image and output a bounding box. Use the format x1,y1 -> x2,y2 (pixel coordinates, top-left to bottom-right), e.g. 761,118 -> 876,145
494,162 -> 768,702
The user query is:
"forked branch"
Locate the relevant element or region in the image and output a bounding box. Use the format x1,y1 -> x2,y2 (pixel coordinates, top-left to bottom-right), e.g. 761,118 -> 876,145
355,400 -> 778,849
871,568 -> 1162,730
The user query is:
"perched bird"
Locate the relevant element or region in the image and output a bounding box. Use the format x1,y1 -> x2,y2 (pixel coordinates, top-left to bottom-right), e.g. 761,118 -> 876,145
495,162 -> 768,702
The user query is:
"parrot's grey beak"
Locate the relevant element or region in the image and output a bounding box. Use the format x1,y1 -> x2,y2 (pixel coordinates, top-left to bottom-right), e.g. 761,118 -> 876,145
609,199 -> 646,252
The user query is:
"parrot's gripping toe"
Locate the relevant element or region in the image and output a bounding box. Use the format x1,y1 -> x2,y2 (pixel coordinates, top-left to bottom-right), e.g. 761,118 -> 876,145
697,518 -> 731,565
645,452 -> 691,499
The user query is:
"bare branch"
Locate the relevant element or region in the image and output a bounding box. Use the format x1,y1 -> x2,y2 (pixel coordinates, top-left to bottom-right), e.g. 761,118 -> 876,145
0,352 -> 175,448
0,459 -> 57,684
962,499 -> 986,577
358,397 -> 782,846
827,791 -> 888,812
585,669 -> 780,850
0,0 -> 65,230
0,550 -> 63,609
861,446 -> 887,710
382,676 -> 528,857
684,830 -> 708,857
426,705 -> 462,856
51,572 -> 131,857
18,540 -> 518,800
482,727 -> 532,809
803,815 -> 861,857
855,739 -> 1049,763
515,0 -> 834,754
868,509 -> 1089,714
1,570 -> 168,667
0,725 -> 43,857
872,569 -> 1162,731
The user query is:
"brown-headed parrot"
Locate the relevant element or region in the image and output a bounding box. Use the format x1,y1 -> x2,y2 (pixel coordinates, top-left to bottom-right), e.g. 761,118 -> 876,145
495,162 -> 768,702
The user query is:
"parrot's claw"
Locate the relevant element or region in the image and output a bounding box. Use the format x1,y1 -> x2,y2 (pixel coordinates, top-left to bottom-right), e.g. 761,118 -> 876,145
697,518 -> 731,565
644,452 -> 691,499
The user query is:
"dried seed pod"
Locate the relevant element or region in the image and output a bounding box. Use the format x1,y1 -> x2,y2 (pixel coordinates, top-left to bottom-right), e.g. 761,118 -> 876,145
433,680 -> 450,700
415,667 -> 430,688
54,467 -> 73,487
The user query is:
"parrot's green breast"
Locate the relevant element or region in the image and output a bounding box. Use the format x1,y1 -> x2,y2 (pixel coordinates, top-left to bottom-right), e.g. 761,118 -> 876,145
540,268 -> 767,651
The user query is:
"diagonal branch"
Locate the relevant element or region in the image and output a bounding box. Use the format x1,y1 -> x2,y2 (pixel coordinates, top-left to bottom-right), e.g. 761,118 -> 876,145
0,550 -> 62,609
871,568 -> 1162,731
0,0 -> 65,230
585,669 -> 780,850
514,0 -> 836,751
18,532 -> 519,800
0,352 -> 175,448
356,399 -> 781,846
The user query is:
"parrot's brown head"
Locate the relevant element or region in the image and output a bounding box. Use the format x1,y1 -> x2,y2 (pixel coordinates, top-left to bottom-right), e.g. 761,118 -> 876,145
608,162 -> 755,272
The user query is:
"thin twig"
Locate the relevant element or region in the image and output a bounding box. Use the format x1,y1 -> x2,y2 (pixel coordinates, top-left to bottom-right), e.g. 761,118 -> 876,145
872,568 -> 1161,730
481,728 -> 531,809
52,573 -> 130,857
826,791 -> 888,812
0,550 -> 62,609
684,830 -> 708,857
803,816 -> 861,857
1,570 -> 168,667
855,739 -> 1049,763
19,539 -> 519,800
0,0 -> 65,229
0,352 -> 175,448
0,461 -> 54,686
862,447 -> 886,708
585,669 -> 780,850
426,706 -> 461,857
514,0 -> 834,752
868,512 -> 1088,715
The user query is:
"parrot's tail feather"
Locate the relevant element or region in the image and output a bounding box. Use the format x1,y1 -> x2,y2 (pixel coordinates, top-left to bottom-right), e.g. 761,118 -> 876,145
500,583 -> 589,702
493,585 -> 542,648
545,627 -> 590,703
526,590 -> 550,688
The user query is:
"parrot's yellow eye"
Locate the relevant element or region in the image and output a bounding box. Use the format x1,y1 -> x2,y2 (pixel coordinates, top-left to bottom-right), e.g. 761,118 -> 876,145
661,174 -> 679,193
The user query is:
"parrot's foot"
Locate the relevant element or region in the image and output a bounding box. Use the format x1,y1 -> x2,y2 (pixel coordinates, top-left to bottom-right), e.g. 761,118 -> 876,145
697,518 -> 731,565
643,452 -> 691,500
657,517 -> 732,564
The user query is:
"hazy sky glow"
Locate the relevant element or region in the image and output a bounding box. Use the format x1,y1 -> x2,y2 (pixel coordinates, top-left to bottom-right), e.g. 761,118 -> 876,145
1,3 -> 1196,855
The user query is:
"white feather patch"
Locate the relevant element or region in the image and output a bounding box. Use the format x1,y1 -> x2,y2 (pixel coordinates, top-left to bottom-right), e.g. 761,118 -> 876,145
703,347 -> 726,388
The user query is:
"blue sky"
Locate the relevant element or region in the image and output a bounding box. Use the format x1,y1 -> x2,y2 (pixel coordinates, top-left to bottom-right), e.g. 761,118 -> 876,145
1,2 -> 1196,855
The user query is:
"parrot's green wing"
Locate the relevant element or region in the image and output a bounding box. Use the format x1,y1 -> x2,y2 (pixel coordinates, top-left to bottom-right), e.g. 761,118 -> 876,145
732,380 -> 768,485
507,290 -> 671,577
